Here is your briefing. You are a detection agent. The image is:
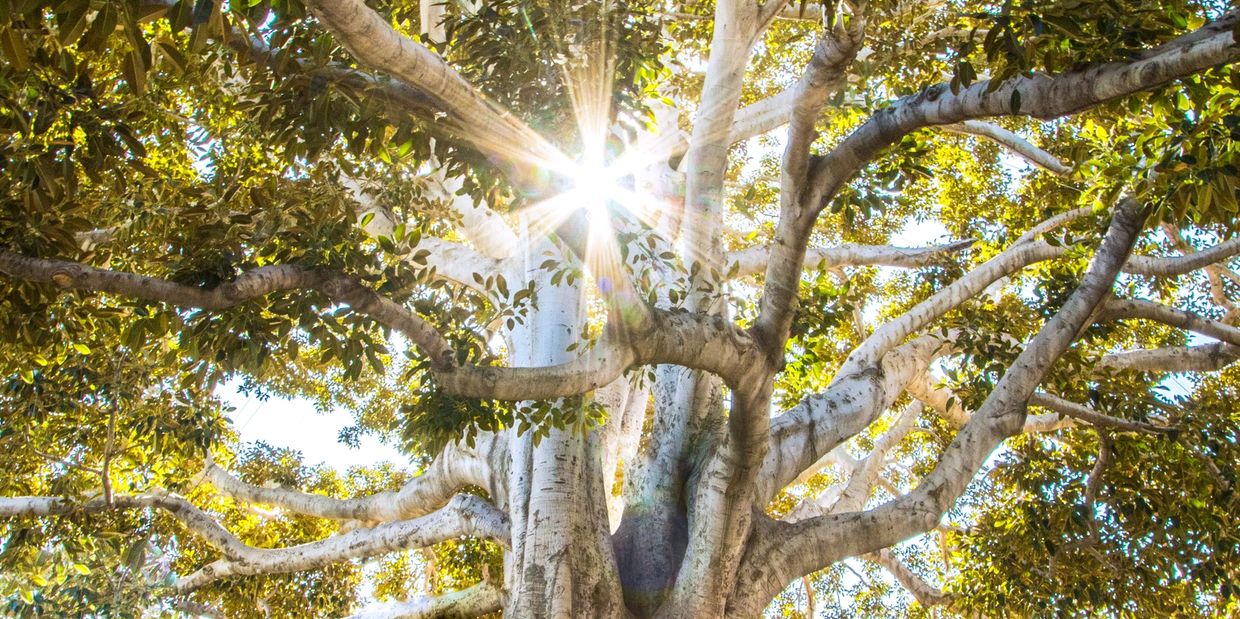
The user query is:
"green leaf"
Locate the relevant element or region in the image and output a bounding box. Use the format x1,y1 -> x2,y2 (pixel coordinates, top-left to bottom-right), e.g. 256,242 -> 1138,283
73,343 -> 92,355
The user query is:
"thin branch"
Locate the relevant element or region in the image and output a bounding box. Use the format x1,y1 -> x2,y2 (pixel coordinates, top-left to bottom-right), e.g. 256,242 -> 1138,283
0,493 -> 252,561
1028,392 -> 1173,435
864,548 -> 953,607
941,120 -> 1072,176
1124,236 -> 1240,277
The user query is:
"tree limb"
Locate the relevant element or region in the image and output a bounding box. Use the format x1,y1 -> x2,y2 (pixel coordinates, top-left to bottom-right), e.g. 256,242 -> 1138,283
941,120 -> 1072,176
727,238 -> 974,278
174,494 -> 509,593
343,582 -> 504,619
201,440 -> 494,523
1028,392 -> 1173,435
299,0 -> 562,188
732,199 -> 1148,615
1096,342 -> 1240,372
1099,298 -> 1240,347
1124,236 -> 1240,277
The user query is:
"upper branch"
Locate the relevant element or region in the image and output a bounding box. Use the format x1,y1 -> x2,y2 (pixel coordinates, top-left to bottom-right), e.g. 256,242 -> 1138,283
727,238 -> 974,278
0,251 -> 760,401
1097,342 -> 1240,372
1098,298 -> 1240,347
300,0 -> 559,187
803,10 -> 1239,212
0,250 -> 458,366
1124,236 -> 1240,277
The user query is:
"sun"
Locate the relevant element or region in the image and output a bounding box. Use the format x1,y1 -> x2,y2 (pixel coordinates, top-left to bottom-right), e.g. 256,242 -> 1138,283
569,157 -> 625,223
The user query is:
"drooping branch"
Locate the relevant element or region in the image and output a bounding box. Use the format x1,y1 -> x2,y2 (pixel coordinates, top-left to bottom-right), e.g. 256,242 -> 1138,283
0,250 -> 762,401
175,494 -> 509,593
732,200 -> 1148,615
727,238 -> 974,278
941,120 -> 1072,176
343,582 -> 504,619
201,439 -> 495,523
865,548 -> 953,608
0,493 -> 251,560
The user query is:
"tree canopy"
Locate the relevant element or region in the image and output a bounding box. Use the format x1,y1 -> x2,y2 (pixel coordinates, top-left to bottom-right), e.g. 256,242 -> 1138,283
0,0 -> 1238,617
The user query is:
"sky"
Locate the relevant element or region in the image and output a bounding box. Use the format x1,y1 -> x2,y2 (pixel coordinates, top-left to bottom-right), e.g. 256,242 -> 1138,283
218,380 -> 407,469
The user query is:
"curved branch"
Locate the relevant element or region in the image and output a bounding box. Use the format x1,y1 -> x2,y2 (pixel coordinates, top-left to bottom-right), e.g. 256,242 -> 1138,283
865,548 -> 953,608
803,10 -> 1239,213
202,440 -> 493,523
0,250 -> 763,401
343,582 -> 504,619
175,494 -> 509,593
1124,236 -> 1240,277
727,238 -> 974,278
0,249 -> 459,365
941,120 -> 1072,176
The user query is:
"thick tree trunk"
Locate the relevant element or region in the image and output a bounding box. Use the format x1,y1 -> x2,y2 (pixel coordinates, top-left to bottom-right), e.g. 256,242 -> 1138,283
502,237 -> 626,617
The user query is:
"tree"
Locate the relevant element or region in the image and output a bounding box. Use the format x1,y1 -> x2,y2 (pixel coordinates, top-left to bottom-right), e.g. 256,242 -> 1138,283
1,0 -> 1239,615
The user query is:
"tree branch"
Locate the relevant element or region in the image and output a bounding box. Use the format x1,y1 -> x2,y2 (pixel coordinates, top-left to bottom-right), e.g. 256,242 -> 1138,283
299,0 -> 562,188
732,199 -> 1148,615
1124,236 -> 1240,277
1028,392 -> 1173,435
864,548 -> 953,608
727,238 -> 974,278
941,120 -> 1072,176
343,582 -> 504,619
174,494 -> 508,593
1099,298 -> 1240,346
1096,342 -> 1240,372
201,440 -> 494,523
802,11 -> 1239,214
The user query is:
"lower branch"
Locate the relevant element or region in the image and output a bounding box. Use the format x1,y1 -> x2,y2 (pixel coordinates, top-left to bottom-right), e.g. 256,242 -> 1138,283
201,437 -> 496,523
864,548 -> 953,608
175,494 -> 508,593
343,582 -> 504,619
